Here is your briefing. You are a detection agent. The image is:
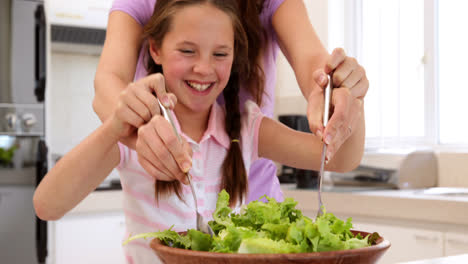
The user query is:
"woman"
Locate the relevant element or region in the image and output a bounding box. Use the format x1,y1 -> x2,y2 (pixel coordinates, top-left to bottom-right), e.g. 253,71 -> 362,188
93,0 -> 368,202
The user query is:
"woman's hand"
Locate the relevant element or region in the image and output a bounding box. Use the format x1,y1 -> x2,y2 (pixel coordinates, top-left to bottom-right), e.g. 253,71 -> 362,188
109,73 -> 169,137
307,48 -> 368,161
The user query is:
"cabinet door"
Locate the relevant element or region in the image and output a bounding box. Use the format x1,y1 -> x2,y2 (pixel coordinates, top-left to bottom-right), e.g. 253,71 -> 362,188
54,212 -> 126,264
353,222 -> 444,264
445,232 -> 468,256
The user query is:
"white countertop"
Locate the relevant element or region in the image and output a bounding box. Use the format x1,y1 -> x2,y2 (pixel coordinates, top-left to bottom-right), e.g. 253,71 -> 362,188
68,189 -> 123,215
281,185 -> 468,227
70,185 -> 468,228
398,253 -> 468,264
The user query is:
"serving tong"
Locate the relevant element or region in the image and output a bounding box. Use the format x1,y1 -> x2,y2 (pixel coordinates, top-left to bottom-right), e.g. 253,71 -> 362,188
317,73 -> 333,218
158,100 -> 215,236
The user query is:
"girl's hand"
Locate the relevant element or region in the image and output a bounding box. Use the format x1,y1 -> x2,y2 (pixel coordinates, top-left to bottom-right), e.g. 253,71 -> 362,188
117,74 -> 192,184
110,72 -> 191,184
307,48 -> 368,160
110,73 -> 176,138
136,114 -> 193,185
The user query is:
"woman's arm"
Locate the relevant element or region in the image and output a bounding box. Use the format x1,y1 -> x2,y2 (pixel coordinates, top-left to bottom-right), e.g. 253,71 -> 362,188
272,0 -> 328,100
33,120 -> 121,221
93,11 -> 185,180
272,0 -> 369,160
258,100 -> 365,173
93,11 -> 143,148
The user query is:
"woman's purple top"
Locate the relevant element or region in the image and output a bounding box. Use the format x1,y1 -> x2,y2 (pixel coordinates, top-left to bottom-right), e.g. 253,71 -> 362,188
110,0 -> 285,202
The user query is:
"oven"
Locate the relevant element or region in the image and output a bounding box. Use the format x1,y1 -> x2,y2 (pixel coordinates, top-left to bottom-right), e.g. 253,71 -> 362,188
0,0 -> 48,263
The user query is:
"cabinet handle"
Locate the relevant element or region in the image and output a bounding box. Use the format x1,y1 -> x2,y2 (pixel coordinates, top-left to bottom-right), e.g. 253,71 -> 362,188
414,234 -> 438,242
447,239 -> 468,246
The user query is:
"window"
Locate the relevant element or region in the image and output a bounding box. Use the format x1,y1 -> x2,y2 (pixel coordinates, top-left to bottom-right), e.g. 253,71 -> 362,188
329,0 -> 468,150
438,0 -> 468,144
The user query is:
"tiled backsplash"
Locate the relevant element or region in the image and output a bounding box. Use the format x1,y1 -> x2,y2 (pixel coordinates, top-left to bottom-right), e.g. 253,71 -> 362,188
47,52 -> 101,155
437,152 -> 468,187
47,51 -> 119,184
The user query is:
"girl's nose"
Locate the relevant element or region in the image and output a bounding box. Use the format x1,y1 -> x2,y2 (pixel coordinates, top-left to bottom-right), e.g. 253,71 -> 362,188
193,57 -> 214,75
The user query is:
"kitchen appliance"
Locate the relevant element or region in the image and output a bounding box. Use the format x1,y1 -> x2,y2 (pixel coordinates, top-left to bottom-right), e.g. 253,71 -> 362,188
396,151 -> 438,189
277,115 -> 313,184
329,151 -> 438,191
0,0 -> 48,263
48,0 -> 113,54
329,165 -> 398,189
295,169 -> 319,189
277,115 -> 320,189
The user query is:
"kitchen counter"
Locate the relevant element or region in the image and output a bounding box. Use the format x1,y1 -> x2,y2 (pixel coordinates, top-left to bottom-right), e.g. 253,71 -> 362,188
281,184 -> 468,228
68,189 -> 123,214
70,185 -> 468,228
398,253 -> 468,264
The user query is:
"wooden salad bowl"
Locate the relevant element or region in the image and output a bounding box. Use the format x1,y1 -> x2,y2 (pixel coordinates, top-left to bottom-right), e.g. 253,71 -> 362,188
150,230 -> 390,264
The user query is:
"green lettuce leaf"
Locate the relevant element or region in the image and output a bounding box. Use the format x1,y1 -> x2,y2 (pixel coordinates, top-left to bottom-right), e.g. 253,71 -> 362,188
188,229 -> 212,251
124,190 -> 373,253
123,227 -> 191,249
238,237 -> 301,254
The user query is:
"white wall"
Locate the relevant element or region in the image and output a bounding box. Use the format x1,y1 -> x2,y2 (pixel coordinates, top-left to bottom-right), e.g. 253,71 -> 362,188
274,0 -> 328,117
46,51 -> 120,184
48,52 -> 100,155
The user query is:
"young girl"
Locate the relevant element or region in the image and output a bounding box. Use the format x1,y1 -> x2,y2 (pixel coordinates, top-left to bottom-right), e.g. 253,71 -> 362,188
95,0 -> 369,205
34,0 -> 365,263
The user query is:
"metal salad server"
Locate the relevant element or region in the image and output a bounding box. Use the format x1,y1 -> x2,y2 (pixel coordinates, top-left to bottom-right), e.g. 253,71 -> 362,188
157,100 -> 215,236
317,73 -> 333,218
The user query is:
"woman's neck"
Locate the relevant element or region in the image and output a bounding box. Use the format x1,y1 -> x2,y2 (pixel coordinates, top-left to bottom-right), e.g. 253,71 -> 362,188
173,105 -> 211,143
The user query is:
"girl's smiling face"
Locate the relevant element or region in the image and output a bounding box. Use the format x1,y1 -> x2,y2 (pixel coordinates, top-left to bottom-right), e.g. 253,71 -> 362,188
149,3 -> 234,115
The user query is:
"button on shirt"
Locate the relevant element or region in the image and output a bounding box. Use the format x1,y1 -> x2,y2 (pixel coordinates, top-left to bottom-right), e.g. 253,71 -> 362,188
117,100 -> 264,264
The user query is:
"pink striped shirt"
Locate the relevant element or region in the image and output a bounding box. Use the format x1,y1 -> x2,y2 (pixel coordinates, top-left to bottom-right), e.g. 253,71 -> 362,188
117,101 -> 264,263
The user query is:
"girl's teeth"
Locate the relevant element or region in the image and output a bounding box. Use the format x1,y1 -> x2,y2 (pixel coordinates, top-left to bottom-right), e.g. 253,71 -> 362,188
187,81 -> 211,91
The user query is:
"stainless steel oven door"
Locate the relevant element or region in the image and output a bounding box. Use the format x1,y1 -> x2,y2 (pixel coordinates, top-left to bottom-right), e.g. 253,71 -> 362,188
0,0 -> 11,101
0,1 -> 47,263
0,135 -> 48,264
1,0 -> 46,105
0,185 -> 36,263
0,0 -> 45,136
0,136 -> 39,185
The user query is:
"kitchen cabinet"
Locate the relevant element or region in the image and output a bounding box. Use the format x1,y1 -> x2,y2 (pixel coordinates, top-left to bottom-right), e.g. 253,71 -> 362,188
53,211 -> 126,264
445,232 -> 468,256
353,222 -> 444,264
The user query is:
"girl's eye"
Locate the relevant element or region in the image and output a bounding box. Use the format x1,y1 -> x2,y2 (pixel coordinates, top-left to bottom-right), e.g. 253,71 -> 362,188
179,49 -> 194,54
214,53 -> 228,57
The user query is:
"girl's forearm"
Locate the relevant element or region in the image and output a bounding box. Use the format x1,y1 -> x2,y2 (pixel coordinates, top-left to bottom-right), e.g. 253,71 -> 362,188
33,119 -> 121,220
259,111 -> 365,173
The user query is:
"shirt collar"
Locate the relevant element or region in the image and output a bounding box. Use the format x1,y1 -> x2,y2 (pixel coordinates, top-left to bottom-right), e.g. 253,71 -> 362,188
171,101 -> 230,149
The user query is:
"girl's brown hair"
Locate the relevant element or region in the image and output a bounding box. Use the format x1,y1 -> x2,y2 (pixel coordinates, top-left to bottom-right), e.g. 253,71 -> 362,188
143,0 -> 266,206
